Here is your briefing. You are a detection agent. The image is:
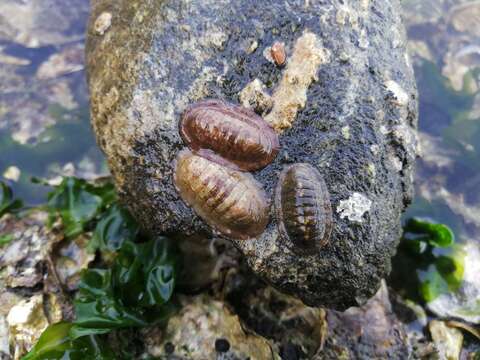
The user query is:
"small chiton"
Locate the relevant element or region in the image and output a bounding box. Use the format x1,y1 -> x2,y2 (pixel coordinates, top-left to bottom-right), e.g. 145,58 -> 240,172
174,149 -> 270,240
180,99 -> 279,171
275,163 -> 333,252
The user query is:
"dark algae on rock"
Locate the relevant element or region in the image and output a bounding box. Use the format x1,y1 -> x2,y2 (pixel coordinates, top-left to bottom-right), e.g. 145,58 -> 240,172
87,0 -> 418,310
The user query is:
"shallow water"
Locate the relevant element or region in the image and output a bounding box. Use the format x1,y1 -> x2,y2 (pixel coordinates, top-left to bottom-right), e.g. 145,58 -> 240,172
403,0 -> 480,246
0,0 -> 105,204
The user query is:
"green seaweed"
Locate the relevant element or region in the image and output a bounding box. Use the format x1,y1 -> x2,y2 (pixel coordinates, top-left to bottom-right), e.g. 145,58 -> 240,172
46,177 -> 115,238
70,237 -> 177,338
0,233 -> 14,247
22,176 -> 178,358
402,197 -> 463,243
390,217 -> 464,303
88,204 -> 140,254
418,247 -> 465,303
0,181 -> 23,217
403,217 -> 454,248
46,178 -> 177,338
22,322 -> 115,360
45,176 -> 178,338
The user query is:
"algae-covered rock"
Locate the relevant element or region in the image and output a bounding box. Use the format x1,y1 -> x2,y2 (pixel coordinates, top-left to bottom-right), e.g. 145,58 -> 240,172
0,211 -> 58,288
6,295 -> 49,357
86,0 -> 418,309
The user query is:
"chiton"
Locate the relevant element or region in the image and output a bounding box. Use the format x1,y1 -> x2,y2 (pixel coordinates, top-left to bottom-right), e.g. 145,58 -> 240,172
275,163 -> 333,252
174,149 -> 270,240
180,99 -> 279,171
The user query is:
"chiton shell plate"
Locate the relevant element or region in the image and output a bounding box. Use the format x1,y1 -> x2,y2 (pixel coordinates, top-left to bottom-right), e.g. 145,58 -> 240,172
275,163 -> 333,253
180,99 -> 279,171
174,149 -> 270,240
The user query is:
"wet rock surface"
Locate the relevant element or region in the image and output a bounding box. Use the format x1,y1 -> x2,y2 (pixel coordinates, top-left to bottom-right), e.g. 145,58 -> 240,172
0,211 -> 57,288
143,285 -> 411,360
143,294 -> 278,360
0,211 -> 73,359
224,265 -> 411,359
86,0 -> 418,309
319,282 -> 409,359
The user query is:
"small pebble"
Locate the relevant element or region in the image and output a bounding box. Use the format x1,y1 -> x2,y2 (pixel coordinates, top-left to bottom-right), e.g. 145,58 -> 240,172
280,342 -> 301,360
3,166 -> 21,182
164,342 -> 175,354
215,338 -> 230,353
247,40 -> 259,54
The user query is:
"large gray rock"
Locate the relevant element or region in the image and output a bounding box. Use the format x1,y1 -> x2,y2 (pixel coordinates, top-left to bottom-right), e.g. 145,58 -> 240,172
86,0 -> 418,310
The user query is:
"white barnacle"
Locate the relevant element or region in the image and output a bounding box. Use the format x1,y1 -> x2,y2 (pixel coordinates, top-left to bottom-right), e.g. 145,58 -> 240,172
94,12 -> 112,36
385,80 -> 409,106
337,192 -> 372,223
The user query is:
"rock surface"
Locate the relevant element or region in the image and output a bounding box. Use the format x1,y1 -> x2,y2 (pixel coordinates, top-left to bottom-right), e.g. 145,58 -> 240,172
224,267 -> 411,359
143,294 -> 278,360
87,0 -> 418,309
0,211 -> 71,359
319,282 -> 409,359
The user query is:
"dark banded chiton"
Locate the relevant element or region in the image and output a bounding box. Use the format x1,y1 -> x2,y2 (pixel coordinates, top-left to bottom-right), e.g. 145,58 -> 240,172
180,99 -> 279,171
174,149 -> 270,240
275,163 -> 333,253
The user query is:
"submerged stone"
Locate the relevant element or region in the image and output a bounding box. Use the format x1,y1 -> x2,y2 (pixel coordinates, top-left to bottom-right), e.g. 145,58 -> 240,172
87,0 -> 418,309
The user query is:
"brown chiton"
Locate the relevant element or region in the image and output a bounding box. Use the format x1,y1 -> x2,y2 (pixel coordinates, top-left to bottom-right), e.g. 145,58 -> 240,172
173,149 -> 270,240
275,163 -> 333,252
179,99 -> 279,171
